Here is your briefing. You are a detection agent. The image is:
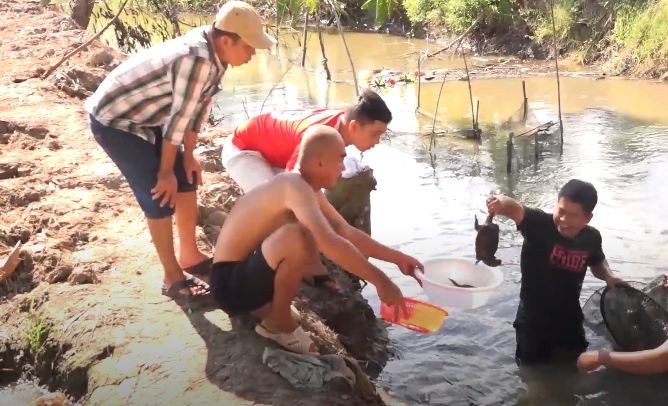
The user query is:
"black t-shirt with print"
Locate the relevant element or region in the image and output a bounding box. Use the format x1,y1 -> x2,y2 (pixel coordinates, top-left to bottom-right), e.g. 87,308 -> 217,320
515,207 -> 606,330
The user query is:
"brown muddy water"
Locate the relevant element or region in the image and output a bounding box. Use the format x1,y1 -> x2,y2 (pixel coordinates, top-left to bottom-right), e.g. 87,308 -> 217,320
216,31 -> 668,406
4,19 -> 668,405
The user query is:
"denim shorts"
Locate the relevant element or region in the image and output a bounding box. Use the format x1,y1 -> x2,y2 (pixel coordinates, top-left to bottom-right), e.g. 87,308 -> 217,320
88,114 -> 197,219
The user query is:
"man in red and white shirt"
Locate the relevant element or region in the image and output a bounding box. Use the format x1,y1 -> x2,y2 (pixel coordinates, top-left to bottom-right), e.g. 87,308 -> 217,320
222,89 -> 392,192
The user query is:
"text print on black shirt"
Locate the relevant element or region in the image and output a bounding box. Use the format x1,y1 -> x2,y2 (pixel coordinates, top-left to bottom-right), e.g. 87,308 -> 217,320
549,245 -> 589,273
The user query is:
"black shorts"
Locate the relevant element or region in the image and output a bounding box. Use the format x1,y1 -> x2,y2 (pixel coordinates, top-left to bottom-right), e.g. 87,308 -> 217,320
514,322 -> 588,366
210,247 -> 276,316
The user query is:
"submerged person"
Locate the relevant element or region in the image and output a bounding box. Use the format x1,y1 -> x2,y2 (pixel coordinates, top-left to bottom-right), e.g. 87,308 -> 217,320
221,88 -> 392,192
486,179 -> 627,366
210,125 -> 422,354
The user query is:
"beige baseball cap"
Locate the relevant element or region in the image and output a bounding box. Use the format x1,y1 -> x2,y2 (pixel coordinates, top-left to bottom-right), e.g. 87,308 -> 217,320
214,1 -> 276,50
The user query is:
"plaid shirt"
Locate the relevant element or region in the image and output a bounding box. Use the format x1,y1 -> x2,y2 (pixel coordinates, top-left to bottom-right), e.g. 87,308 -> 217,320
85,27 -> 226,146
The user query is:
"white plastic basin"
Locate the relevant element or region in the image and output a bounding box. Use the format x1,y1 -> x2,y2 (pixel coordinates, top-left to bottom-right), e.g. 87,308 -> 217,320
414,258 -> 504,309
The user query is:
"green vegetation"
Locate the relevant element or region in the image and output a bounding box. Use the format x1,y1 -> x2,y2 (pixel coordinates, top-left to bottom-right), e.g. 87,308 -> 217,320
92,0 -> 668,76
24,300 -> 51,356
614,1 -> 668,64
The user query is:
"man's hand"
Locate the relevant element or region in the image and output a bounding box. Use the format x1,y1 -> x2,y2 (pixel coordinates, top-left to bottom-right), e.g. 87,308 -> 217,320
183,154 -> 203,186
394,252 -> 424,285
151,170 -> 178,208
377,277 -> 407,321
486,194 -> 512,217
577,350 -> 603,373
605,274 -> 627,289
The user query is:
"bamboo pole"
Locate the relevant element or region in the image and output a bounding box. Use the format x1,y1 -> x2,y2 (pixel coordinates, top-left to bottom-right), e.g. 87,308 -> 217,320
416,52 -> 422,112
301,11 -> 309,68
549,0 -> 564,148
315,4 -> 331,81
475,99 -> 480,128
506,132 -> 514,174
461,47 -> 477,135
429,71 -> 447,151
522,80 -> 528,123
325,0 -> 359,95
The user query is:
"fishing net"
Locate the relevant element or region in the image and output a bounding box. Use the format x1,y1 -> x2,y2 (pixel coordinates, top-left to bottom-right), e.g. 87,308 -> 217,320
498,98 -> 548,134
583,277 -> 668,352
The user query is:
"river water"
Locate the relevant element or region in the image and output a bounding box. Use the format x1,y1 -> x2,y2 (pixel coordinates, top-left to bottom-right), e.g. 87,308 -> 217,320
214,31 -> 668,405
5,10 -> 668,404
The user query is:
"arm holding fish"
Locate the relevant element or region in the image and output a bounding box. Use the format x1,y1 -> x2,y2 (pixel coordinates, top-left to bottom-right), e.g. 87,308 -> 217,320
316,191 -> 423,282
486,195 -> 525,224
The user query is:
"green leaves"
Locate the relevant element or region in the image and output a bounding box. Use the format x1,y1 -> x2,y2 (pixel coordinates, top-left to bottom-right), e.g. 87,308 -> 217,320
362,0 -> 400,25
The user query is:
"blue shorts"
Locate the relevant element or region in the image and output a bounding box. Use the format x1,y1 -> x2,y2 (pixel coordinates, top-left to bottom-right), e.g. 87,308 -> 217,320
88,114 -> 197,219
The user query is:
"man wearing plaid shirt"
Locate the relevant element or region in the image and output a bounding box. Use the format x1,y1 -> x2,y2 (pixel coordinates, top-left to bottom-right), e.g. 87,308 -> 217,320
85,1 -> 275,300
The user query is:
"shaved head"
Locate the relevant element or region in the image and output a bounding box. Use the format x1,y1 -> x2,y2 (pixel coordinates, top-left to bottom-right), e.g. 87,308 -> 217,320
296,124 -> 346,189
297,124 -> 345,166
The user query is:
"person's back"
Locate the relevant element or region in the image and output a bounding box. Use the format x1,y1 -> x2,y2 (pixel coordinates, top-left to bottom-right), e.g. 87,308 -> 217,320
231,109 -> 344,170
221,89 -> 392,192
214,172 -> 310,262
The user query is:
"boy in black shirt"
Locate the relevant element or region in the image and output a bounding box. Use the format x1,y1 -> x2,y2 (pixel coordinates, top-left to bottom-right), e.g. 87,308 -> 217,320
487,179 -> 626,366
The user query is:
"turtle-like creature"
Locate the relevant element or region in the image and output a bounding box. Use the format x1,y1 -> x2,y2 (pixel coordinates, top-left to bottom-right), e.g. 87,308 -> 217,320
474,214 -> 502,267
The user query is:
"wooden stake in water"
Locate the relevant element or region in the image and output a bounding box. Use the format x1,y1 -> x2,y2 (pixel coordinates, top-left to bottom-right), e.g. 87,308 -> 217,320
522,80 -> 528,124
461,47 -> 479,138
315,4 -> 331,81
301,11 -> 309,68
506,132 -> 514,174
325,0 -> 359,95
475,99 -> 480,128
549,0 -> 564,149
416,53 -> 422,112
430,71 -> 448,151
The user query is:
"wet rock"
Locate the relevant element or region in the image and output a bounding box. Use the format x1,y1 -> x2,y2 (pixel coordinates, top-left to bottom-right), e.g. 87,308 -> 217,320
0,120 -> 14,135
0,163 -> 20,180
46,264 -> 73,284
68,266 -> 97,285
27,126 -> 49,139
87,50 -> 114,67
204,225 -> 221,244
63,67 -> 105,93
206,210 -> 227,227
47,140 -> 61,151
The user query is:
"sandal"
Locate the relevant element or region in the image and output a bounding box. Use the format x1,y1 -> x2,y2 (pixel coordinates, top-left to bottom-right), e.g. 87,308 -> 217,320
255,324 -> 318,355
161,277 -> 210,300
182,258 -> 213,276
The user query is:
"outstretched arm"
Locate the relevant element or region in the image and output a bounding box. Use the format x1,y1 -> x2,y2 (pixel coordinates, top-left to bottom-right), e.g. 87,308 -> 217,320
284,178 -> 405,308
486,195 -> 525,224
578,339 -> 668,375
315,192 -> 423,281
